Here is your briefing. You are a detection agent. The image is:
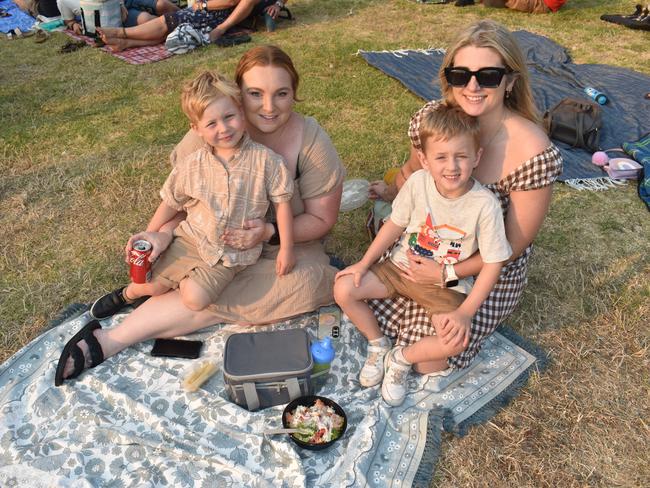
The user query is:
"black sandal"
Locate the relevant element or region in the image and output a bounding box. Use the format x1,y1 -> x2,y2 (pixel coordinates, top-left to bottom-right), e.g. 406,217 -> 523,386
54,320 -> 105,386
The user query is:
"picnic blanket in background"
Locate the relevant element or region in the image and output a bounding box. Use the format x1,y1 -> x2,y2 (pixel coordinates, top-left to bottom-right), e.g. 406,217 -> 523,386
359,31 -> 650,190
0,306 -> 545,487
0,0 -> 36,33
64,30 -> 173,65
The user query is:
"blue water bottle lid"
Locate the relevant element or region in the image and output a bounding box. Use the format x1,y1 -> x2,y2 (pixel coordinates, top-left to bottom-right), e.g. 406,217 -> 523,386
311,337 -> 335,364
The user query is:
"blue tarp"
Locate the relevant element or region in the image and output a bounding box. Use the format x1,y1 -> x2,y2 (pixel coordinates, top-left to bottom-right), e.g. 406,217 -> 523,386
0,0 -> 36,33
360,31 -> 650,182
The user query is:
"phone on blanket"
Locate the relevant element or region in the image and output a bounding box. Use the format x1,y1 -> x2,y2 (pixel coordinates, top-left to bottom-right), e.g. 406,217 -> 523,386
151,338 -> 203,359
318,305 -> 341,340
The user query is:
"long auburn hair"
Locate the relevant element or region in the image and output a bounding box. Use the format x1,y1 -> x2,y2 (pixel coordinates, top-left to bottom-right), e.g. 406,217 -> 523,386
439,20 -> 540,125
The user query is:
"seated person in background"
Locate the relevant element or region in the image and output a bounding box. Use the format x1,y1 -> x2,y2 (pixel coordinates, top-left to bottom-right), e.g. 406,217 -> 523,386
90,70 -> 295,319
334,102 -> 512,407
97,0 -> 265,51
56,0 -> 179,34
505,0 -> 566,13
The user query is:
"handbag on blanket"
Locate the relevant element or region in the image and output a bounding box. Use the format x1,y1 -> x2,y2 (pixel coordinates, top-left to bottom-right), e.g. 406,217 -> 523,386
543,97 -> 602,152
223,329 -> 314,411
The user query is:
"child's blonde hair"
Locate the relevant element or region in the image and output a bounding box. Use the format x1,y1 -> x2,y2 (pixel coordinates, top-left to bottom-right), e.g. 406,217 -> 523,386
419,101 -> 481,150
181,70 -> 242,125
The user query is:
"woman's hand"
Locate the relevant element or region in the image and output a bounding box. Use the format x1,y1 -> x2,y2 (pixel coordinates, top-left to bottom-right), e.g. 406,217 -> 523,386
400,251 -> 444,286
368,180 -> 398,202
276,247 -> 295,276
431,310 -> 471,351
222,219 -> 267,251
124,231 -> 173,264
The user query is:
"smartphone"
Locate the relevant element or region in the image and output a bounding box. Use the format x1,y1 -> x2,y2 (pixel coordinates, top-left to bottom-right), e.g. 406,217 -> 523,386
318,305 -> 341,340
151,338 -> 203,359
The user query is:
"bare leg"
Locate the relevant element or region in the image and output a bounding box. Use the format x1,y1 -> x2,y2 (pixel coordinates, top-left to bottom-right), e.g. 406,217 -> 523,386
178,278 -> 212,312
333,272 -> 390,341
135,12 -> 157,24
61,289 -> 220,378
98,16 -> 168,43
124,280 -> 170,300
209,0 -> 259,41
155,0 -> 180,15
402,336 -> 464,374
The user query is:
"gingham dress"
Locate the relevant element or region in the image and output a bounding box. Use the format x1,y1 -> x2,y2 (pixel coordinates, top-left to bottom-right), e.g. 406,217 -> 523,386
368,101 -> 563,369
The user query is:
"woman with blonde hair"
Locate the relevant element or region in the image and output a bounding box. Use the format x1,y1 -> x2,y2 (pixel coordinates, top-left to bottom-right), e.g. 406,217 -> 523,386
366,19 -> 562,375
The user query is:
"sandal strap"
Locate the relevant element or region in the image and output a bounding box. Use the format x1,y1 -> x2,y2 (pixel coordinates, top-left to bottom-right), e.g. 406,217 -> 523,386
84,322 -> 104,367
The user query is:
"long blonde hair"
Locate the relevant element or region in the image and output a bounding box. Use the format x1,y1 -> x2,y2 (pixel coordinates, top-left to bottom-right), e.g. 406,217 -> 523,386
439,20 -> 540,125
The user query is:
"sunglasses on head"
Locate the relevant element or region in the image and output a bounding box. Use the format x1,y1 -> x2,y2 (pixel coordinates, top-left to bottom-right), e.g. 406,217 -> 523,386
444,67 -> 510,88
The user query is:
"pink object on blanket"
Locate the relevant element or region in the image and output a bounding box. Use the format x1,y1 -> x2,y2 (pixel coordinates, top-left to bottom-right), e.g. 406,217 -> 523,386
64,30 -> 173,65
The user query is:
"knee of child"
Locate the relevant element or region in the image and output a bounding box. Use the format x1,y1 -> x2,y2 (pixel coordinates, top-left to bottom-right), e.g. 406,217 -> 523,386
333,276 -> 353,304
180,287 -> 211,312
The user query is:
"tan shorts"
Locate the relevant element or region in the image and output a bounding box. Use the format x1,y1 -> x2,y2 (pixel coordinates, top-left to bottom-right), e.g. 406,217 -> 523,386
371,259 -> 465,316
152,235 -> 247,303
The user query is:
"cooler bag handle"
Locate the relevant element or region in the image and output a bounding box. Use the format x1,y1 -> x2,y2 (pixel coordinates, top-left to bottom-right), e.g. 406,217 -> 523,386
243,382 -> 260,411
286,377 -> 301,400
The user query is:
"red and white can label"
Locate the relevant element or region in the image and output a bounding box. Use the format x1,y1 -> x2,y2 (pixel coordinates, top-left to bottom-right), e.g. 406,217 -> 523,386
129,240 -> 152,284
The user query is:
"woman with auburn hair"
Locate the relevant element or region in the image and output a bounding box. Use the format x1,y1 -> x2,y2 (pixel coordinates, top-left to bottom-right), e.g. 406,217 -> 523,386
366,20 -> 562,375
56,45 -> 345,384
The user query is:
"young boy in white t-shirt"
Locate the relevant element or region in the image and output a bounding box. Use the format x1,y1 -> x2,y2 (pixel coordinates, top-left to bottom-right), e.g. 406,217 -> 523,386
334,102 -> 512,406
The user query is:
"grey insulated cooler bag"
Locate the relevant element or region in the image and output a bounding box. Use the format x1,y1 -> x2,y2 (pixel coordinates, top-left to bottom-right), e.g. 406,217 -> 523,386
223,328 -> 313,411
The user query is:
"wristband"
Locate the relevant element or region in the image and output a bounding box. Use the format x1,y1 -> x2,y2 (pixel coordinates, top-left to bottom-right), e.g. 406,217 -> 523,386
444,263 -> 459,288
268,221 -> 280,246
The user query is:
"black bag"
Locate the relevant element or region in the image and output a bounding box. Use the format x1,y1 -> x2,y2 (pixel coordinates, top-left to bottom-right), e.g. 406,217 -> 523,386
543,98 -> 602,152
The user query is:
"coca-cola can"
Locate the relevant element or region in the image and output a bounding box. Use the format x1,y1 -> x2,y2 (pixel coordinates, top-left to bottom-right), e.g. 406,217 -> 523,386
129,240 -> 152,284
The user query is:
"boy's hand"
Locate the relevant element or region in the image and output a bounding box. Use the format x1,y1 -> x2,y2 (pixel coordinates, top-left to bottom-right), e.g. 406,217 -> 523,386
335,262 -> 369,287
431,310 -> 472,350
276,246 -> 295,276
124,231 -> 172,264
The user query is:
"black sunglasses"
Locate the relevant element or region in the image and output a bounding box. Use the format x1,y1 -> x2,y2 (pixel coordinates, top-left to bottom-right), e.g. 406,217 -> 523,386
444,67 -> 510,88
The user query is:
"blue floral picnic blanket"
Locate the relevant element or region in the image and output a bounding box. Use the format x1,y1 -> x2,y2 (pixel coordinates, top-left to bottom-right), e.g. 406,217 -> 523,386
0,0 -> 36,33
359,31 -> 650,188
0,307 -> 542,487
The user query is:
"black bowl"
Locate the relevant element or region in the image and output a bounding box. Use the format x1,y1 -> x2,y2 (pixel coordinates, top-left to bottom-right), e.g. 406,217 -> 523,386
282,395 -> 347,451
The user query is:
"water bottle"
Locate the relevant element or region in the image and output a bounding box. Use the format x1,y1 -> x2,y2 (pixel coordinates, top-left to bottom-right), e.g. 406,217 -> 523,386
584,86 -> 608,105
311,337 -> 335,391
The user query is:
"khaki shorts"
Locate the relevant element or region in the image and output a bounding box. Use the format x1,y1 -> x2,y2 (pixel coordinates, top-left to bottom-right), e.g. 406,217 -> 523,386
152,235 -> 247,303
371,259 -> 465,316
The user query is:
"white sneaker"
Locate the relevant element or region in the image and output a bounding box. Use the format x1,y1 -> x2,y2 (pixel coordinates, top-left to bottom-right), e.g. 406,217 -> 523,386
381,347 -> 411,406
359,342 -> 391,387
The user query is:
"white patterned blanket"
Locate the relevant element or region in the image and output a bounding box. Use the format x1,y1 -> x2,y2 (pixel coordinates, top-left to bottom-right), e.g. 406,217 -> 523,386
0,308 -> 539,487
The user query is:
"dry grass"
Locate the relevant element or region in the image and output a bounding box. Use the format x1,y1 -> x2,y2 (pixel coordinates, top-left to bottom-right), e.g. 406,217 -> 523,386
1,0 -> 649,486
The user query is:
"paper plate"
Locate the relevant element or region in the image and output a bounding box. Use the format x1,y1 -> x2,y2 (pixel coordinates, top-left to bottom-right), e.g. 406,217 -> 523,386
340,179 -> 370,212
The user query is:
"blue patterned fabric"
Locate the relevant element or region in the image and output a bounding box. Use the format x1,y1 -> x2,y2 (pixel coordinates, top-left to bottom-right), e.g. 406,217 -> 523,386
0,307 -> 543,487
359,31 -> 650,183
0,0 -> 36,33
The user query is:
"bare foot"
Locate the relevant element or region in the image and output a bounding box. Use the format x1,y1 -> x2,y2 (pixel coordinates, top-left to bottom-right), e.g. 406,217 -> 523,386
96,27 -> 126,43
106,38 -> 129,52
61,328 -> 123,379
